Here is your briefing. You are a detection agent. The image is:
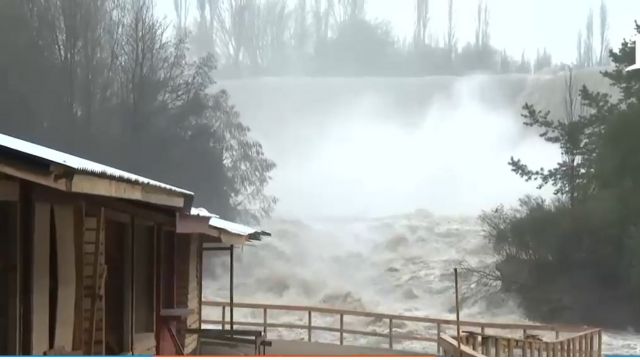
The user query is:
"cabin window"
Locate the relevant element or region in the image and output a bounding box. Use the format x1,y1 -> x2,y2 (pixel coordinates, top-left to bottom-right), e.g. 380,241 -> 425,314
0,201 -> 18,355
160,230 -> 176,309
133,223 -> 155,334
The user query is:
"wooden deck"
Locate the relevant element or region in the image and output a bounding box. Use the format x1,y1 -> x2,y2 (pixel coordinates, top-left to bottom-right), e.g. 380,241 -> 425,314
199,301 -> 603,357
200,339 -> 430,356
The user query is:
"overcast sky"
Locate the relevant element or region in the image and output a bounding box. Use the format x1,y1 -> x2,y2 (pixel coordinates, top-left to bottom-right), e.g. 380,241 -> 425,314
156,0 -> 640,64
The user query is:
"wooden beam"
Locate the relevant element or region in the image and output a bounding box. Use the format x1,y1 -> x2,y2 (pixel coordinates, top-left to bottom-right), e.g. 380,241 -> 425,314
71,174 -> 185,209
0,161 -> 69,192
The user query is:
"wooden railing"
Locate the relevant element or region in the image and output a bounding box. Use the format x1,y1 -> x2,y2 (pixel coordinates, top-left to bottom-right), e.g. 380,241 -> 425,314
201,301 -> 603,356
456,328 -> 602,356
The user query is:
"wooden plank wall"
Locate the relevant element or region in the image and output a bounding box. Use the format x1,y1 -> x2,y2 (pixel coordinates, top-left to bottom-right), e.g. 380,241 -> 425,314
53,204 -> 76,351
173,234 -> 200,354
31,202 -> 50,355
185,236 -> 200,354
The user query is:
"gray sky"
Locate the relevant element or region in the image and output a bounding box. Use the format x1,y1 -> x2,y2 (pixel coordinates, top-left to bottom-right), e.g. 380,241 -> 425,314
156,0 -> 640,64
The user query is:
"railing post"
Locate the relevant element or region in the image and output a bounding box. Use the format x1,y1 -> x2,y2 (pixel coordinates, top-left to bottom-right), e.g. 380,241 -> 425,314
308,311 -> 312,342
388,318 -> 393,349
222,305 -> 226,330
339,314 -> 344,345
481,326 -> 487,355
598,330 -> 602,357
436,322 -> 441,355
263,308 -> 267,337
523,329 -> 527,357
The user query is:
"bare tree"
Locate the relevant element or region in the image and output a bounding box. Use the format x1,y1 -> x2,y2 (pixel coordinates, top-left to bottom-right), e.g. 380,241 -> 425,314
482,2 -> 489,48
446,0 -> 456,61
173,0 -> 189,34
313,0 -> 333,49
576,30 -> 583,67
598,0 -> 609,66
333,0 -> 364,24
292,0 -> 309,55
584,9 -> 594,67
214,0 -> 252,66
413,0 -> 429,49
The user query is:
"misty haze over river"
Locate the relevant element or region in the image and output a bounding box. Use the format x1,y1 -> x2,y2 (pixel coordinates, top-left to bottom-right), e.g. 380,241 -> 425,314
203,72 -> 640,355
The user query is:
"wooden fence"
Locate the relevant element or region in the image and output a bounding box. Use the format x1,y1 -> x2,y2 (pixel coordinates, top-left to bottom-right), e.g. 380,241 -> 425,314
201,300 -> 602,356
455,328 -> 602,356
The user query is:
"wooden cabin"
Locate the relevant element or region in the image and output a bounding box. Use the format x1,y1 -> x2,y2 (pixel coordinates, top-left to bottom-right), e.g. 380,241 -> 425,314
0,132 -> 199,355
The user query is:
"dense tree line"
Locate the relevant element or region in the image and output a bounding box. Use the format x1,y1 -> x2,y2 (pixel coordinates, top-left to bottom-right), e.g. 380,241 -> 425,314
480,22 -> 640,328
183,0 -> 609,77
0,0 -> 276,223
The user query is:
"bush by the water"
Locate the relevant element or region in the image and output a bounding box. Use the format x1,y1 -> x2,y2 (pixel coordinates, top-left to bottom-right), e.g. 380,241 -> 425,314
481,22 -> 640,329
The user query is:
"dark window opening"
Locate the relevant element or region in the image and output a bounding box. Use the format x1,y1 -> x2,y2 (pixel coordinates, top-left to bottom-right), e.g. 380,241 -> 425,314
0,202 -> 18,355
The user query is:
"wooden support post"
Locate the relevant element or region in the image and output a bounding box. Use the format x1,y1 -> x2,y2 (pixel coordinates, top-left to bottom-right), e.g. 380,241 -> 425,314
263,308 -> 268,338
197,238 -> 204,355
598,330 -> 602,357
481,326 -> 487,355
339,314 -> 344,345
388,318 -> 393,349
436,323 -> 441,355
221,306 -> 226,330
454,268 -> 462,357
307,311 -> 312,342
507,339 -> 514,356
523,329 -> 528,357
229,246 -> 234,334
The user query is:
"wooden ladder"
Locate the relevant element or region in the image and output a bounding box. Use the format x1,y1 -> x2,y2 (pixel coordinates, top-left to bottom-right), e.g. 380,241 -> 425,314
85,208 -> 105,355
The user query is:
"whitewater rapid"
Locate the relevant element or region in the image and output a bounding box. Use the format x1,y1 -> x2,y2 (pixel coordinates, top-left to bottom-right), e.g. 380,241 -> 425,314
202,72 -> 639,354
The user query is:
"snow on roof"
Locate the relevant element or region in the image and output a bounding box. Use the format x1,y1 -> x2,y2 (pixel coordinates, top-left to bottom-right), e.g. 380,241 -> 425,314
190,207 -> 260,236
209,216 -> 259,237
0,132 -> 193,195
190,207 -> 218,218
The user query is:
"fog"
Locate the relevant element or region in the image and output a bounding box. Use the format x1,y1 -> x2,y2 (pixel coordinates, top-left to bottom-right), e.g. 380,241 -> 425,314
219,75 -> 559,219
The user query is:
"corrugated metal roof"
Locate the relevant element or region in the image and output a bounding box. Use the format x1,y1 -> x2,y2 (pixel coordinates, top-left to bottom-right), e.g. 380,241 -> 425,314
190,207 -> 260,236
0,133 -> 193,195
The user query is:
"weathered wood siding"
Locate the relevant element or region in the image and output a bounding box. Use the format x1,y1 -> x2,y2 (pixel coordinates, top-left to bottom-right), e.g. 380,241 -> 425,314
31,202 -> 50,355
174,235 -> 200,354
53,204 -> 76,351
185,237 -> 200,353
